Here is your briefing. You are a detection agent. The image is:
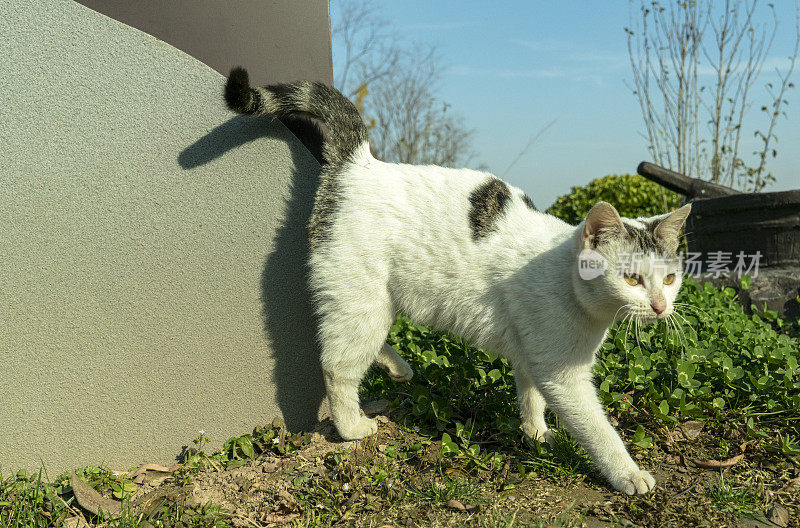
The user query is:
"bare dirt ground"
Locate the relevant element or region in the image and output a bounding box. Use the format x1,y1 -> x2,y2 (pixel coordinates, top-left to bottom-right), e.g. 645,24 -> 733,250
67,400 -> 798,528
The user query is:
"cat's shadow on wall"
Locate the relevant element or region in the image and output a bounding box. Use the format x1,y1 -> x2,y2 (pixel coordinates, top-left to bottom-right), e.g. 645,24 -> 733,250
178,114 -> 328,433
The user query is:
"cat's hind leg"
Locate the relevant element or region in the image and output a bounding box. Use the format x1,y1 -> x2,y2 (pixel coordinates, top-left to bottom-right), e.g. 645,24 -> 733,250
374,343 -> 413,382
317,290 -> 395,441
515,368 -> 553,444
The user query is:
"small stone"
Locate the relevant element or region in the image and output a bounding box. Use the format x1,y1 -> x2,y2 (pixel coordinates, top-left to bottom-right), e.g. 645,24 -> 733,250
376,415 -> 390,424
261,459 -> 280,472
377,444 -> 388,453
674,420 -> 704,441
185,492 -> 205,508
363,399 -> 390,415
447,498 -> 466,511
766,504 -> 789,527
446,498 -> 477,513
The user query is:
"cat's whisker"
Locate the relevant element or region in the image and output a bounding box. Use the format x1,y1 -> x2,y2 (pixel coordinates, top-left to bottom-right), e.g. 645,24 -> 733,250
634,317 -> 644,352
673,302 -> 710,319
671,309 -> 699,342
611,305 -> 631,342
613,312 -> 631,342
667,316 -> 680,348
625,313 -> 635,348
672,317 -> 687,350
665,313 -> 677,343
672,302 -> 703,325
612,303 -> 637,348
666,316 -> 676,349
668,315 -> 687,351
611,303 -> 631,324
674,312 -> 692,346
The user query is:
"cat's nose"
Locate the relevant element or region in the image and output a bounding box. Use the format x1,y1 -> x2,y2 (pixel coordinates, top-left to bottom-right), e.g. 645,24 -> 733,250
651,303 -> 666,314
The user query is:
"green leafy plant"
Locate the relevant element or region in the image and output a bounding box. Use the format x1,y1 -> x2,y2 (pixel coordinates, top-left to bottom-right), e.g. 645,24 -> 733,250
73,466 -> 138,502
595,278 -> 800,439
545,174 -> 682,225
182,421 -> 314,470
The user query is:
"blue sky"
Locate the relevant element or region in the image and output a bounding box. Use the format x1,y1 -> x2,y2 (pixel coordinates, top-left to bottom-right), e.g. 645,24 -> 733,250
330,1 -> 800,209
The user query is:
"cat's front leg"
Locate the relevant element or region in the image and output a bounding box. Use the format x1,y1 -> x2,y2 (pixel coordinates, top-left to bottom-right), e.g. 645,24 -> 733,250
531,366 -> 655,495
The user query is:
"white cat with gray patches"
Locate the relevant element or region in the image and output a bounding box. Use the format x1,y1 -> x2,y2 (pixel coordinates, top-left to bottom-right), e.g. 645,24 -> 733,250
225,67 -> 691,495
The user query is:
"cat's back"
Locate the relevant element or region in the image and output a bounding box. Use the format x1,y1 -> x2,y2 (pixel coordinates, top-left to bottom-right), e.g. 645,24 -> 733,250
335,156 -> 571,263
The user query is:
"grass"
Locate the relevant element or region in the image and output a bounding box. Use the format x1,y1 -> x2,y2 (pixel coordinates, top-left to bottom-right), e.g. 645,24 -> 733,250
2,276 -> 798,527
707,475 -> 758,515
404,466 -> 482,504
0,469 -> 63,528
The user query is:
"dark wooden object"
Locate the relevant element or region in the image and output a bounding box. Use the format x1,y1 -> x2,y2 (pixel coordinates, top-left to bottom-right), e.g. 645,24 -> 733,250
637,162 -> 800,270
637,162 -> 740,199
687,190 -> 800,269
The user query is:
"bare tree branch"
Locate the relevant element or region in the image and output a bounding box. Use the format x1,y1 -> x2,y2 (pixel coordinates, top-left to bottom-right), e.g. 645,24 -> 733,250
332,0 -> 401,100
332,0 -> 478,167
627,0 -> 798,191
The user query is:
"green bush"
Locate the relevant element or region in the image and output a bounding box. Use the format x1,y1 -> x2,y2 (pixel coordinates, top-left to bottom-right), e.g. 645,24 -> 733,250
545,174 -> 682,224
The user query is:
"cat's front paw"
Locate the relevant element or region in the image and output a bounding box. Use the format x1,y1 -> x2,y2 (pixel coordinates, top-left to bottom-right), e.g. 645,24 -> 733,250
337,416 -> 378,441
609,469 -> 656,495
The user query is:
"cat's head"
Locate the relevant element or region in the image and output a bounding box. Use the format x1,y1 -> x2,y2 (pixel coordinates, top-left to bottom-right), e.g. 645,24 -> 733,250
572,201 -> 692,323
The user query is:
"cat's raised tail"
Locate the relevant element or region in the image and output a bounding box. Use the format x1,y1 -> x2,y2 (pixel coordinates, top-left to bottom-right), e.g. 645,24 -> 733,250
224,67 -> 369,167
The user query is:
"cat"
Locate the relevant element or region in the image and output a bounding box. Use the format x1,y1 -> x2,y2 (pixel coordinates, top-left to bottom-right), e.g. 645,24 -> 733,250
224,67 -> 691,495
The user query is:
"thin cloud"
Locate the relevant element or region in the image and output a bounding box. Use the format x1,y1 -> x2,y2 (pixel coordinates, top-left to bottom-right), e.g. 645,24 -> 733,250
448,65 -> 565,79
511,38 -> 573,52
448,65 -> 607,86
400,21 -> 472,32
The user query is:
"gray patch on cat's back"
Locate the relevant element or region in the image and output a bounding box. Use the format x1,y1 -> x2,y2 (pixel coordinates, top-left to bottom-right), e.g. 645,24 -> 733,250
521,193 -> 538,211
469,178 -> 512,240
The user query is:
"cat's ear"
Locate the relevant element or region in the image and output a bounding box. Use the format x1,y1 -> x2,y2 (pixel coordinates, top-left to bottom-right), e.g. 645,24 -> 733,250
582,201 -> 624,249
653,204 -> 692,249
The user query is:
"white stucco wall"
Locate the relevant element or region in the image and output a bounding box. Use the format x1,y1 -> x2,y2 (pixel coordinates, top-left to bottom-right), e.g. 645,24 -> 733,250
0,0 -> 326,474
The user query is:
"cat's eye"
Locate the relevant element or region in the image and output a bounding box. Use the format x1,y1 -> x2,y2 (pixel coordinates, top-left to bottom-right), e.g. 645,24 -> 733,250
624,274 -> 640,286
663,273 -> 676,285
